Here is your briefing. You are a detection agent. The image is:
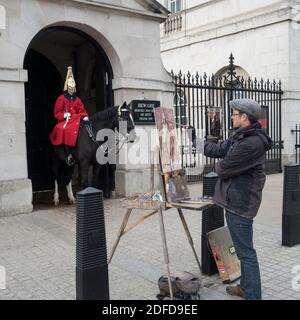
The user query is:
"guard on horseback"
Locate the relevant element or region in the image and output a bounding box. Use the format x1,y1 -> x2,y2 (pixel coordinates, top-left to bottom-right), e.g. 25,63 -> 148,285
50,66 -> 89,166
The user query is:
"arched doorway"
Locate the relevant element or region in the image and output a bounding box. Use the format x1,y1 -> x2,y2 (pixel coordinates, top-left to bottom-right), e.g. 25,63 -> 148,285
24,26 -> 114,201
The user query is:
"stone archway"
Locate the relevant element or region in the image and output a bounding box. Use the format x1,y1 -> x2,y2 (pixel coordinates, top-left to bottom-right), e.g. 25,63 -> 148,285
24,25 -> 114,202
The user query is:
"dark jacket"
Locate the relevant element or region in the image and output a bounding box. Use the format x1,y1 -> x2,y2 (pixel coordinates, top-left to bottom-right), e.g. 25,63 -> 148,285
204,122 -> 273,219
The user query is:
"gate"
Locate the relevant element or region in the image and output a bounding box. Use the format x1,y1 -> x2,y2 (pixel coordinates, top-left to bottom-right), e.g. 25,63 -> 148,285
172,54 -> 283,182
291,124 -> 300,164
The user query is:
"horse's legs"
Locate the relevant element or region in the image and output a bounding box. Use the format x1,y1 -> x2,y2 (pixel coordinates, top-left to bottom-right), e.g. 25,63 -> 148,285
109,164 -> 116,199
79,160 -> 90,189
92,163 -> 102,188
66,181 -> 75,204
102,164 -> 110,198
53,180 -> 59,206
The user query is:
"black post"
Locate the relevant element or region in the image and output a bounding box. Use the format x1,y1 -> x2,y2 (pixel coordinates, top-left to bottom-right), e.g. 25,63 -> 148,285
201,172 -> 225,275
76,187 -> 109,300
282,164 -> 300,247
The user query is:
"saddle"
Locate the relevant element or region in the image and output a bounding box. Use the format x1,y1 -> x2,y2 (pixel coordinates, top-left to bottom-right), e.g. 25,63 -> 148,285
62,121 -> 95,166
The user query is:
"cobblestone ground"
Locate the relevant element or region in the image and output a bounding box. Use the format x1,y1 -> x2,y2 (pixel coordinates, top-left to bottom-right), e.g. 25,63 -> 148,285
0,179 -> 300,300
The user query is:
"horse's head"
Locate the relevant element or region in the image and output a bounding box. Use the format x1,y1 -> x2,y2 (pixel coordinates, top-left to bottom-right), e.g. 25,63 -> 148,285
117,102 -> 136,143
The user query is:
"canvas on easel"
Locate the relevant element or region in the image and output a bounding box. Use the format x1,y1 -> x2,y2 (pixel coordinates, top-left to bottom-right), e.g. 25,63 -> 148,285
154,107 -> 189,203
154,107 -> 212,206
162,169 -> 190,203
154,106 -> 181,174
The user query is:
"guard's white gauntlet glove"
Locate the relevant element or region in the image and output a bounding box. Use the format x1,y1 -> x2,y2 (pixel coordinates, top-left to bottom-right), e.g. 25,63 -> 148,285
64,112 -> 71,119
83,116 -> 89,121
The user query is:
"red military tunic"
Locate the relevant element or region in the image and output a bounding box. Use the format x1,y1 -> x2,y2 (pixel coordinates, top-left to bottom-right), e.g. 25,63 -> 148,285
49,94 -> 88,147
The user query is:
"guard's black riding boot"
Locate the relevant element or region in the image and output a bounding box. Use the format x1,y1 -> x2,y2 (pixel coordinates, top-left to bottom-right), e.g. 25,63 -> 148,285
64,146 -> 75,166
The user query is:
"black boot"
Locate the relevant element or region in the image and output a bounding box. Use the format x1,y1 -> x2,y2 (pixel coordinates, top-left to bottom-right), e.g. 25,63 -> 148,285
64,146 -> 75,166
226,285 -> 246,299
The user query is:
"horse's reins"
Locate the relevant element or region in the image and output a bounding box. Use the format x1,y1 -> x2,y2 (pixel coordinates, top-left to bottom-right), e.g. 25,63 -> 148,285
84,105 -> 131,155
85,123 -> 127,155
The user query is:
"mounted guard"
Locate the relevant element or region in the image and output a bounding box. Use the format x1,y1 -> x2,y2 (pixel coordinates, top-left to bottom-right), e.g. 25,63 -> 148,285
49,66 -> 89,165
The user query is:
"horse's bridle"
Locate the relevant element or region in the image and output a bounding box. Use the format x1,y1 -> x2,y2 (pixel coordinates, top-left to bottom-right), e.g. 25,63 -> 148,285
118,105 -> 123,120
115,105 -> 134,153
117,105 -> 130,121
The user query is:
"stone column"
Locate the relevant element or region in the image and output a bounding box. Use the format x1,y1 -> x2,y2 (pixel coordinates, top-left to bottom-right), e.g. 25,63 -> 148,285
112,77 -> 174,197
0,68 -> 33,216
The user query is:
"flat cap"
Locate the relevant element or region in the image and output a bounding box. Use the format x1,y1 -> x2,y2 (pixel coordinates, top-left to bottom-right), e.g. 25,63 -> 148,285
229,99 -> 261,121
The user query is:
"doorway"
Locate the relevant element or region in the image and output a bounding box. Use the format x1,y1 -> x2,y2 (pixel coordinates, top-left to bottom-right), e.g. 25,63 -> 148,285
24,26 -> 114,198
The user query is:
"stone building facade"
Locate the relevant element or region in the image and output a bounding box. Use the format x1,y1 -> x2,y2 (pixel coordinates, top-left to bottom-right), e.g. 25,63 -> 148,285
158,0 -> 300,166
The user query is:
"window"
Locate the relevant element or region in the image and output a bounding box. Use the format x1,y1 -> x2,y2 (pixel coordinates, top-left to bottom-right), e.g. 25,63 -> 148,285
169,0 -> 182,13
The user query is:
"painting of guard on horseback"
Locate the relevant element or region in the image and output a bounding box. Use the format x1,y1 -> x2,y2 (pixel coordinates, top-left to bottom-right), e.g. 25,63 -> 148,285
49,66 -> 136,206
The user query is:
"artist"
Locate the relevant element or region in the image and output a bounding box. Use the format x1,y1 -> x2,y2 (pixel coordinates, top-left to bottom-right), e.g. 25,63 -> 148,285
204,99 -> 273,300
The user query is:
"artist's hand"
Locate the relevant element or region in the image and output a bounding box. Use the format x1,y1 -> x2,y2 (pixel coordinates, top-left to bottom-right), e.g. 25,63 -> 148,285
83,116 -> 89,121
205,135 -> 219,143
64,112 -> 71,119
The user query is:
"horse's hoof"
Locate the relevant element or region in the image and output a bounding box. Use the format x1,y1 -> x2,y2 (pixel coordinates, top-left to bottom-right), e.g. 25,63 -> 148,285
54,201 -> 59,206
69,198 -> 76,205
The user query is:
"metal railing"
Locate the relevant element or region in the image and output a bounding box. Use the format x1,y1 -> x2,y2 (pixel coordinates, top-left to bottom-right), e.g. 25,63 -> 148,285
291,124 -> 300,164
172,54 -> 283,181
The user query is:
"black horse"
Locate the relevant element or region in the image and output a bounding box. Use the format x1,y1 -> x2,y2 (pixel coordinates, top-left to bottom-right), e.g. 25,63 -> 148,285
51,102 -> 136,206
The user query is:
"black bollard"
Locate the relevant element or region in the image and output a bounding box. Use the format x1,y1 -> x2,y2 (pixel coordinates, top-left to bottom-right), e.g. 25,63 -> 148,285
203,172 -> 219,197
76,187 -> 109,300
201,172 -> 224,275
282,164 -> 300,247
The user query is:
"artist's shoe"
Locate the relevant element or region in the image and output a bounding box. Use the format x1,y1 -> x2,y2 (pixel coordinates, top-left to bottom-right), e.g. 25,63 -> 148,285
66,154 -> 75,166
226,284 -> 246,299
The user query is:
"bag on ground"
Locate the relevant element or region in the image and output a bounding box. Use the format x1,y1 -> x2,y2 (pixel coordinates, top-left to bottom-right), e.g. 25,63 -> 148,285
156,271 -> 201,300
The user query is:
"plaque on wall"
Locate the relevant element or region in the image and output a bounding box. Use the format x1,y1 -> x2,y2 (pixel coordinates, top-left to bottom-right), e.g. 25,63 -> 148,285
130,100 -> 160,125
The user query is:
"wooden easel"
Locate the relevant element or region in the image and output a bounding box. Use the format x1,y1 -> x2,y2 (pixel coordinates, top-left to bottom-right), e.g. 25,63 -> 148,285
157,155 -> 213,273
108,152 -> 176,299
108,151 -> 213,300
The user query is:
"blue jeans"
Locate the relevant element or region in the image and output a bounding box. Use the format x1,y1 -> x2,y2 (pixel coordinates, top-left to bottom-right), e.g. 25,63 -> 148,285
225,211 -> 262,300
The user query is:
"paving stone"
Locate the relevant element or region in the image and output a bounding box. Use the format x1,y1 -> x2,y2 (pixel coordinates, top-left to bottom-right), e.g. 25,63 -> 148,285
0,176 -> 299,300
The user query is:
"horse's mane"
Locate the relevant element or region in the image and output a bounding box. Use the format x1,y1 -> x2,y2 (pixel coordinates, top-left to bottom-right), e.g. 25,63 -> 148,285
91,106 -> 118,123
